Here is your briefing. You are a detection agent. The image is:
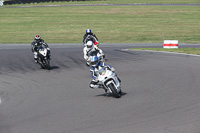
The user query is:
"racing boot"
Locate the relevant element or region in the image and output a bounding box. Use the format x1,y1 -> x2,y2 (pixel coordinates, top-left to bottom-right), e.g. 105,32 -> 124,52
34,52 -> 38,63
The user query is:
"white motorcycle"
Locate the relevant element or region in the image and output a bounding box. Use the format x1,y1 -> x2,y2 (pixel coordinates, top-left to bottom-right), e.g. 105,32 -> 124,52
97,67 -> 122,98
37,46 -> 50,70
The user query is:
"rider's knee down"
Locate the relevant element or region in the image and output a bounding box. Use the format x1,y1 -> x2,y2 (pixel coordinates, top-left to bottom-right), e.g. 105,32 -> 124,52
90,84 -> 99,89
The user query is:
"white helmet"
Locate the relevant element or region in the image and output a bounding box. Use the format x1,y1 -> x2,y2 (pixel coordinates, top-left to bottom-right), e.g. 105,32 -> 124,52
86,41 -> 94,50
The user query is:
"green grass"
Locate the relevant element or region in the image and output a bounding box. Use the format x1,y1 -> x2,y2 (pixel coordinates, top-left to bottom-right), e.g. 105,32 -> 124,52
0,1 -> 200,43
130,48 -> 200,55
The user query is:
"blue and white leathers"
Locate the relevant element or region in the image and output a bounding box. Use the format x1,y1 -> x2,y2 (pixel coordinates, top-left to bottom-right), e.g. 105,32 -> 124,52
90,61 -> 114,81
89,61 -> 116,89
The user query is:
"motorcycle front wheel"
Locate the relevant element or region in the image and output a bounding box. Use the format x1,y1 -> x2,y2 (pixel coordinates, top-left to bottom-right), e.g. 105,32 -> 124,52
44,59 -> 50,70
108,83 -> 121,98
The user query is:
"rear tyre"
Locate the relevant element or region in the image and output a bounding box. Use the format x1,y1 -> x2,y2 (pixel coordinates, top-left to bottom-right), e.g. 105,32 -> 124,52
108,83 -> 121,98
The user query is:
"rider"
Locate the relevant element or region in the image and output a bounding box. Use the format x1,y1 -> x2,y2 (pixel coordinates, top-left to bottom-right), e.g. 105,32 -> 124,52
89,54 -> 115,91
83,40 -> 104,66
83,29 -> 99,47
31,34 -> 51,63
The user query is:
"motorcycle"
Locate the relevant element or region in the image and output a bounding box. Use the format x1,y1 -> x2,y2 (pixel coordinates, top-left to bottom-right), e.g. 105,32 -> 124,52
97,67 -> 122,98
36,46 -> 51,70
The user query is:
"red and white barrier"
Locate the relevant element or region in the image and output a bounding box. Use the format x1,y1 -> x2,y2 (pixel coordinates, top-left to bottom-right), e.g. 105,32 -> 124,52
163,40 -> 178,48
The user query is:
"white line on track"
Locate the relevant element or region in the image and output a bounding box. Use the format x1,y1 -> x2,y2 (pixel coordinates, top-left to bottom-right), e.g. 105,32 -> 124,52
122,49 -> 200,57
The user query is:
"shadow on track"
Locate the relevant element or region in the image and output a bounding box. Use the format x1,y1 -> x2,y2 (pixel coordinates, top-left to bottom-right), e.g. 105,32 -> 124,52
96,92 -> 127,98
49,66 -> 60,70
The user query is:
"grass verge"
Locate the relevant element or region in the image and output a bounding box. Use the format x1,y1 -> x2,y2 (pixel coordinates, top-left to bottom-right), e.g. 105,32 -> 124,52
0,1 -> 200,43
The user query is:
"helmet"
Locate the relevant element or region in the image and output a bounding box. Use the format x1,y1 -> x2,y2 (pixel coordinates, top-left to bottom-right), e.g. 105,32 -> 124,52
90,55 -> 99,67
86,41 -> 94,49
35,34 -> 41,42
86,29 -> 92,34
35,34 -> 41,40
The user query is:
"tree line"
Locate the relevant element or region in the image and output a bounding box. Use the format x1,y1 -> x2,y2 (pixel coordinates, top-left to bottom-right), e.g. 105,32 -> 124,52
4,0 -> 96,5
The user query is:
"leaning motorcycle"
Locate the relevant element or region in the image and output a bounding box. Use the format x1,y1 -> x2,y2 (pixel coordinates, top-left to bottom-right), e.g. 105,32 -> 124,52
97,67 -> 122,98
37,46 -> 51,70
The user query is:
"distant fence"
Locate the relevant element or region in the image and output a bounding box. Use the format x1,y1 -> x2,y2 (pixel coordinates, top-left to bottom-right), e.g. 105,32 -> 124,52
4,0 -> 99,5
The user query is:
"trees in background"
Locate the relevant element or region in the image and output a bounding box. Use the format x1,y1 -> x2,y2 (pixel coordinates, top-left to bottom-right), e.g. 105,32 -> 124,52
4,0 -> 92,5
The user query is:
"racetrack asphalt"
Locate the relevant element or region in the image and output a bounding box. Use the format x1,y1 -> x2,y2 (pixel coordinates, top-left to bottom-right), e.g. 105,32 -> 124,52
1,43 -> 200,133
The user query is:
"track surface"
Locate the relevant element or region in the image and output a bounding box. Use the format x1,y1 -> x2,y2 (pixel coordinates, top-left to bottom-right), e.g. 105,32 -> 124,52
1,43 -> 200,133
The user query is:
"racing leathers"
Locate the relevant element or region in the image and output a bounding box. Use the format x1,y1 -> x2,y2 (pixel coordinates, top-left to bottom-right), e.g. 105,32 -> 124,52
89,61 -> 115,89
83,45 -> 105,66
31,39 -> 51,62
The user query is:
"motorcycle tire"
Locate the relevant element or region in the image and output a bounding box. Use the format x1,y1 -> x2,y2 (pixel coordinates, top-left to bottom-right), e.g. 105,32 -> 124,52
39,60 -> 46,69
45,59 -> 50,70
108,83 -> 121,98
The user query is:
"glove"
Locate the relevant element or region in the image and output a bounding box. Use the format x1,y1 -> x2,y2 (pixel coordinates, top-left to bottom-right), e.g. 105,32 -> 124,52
86,62 -> 90,67
111,67 -> 115,72
94,78 -> 99,82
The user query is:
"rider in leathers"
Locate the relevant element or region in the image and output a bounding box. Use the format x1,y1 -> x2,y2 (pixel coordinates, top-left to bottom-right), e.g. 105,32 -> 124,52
31,35 -> 51,63
83,29 -> 99,47
89,55 -> 115,91
83,40 -> 104,66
